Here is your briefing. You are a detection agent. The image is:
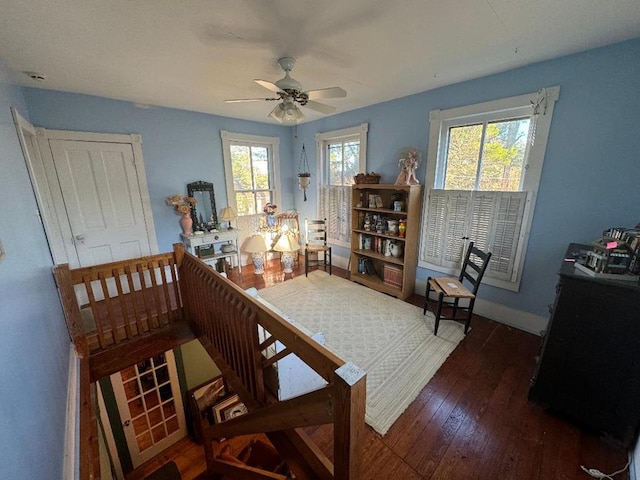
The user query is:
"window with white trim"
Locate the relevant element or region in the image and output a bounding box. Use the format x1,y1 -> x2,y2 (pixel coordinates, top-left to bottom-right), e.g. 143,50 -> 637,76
419,87 -> 559,291
221,131 -> 280,216
316,124 -> 368,247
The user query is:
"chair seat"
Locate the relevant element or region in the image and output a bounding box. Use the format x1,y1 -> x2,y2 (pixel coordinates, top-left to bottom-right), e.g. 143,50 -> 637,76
428,277 -> 474,299
304,245 -> 330,253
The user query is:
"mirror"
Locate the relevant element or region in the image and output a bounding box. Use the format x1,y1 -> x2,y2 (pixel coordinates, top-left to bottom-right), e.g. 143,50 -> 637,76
187,181 -> 218,229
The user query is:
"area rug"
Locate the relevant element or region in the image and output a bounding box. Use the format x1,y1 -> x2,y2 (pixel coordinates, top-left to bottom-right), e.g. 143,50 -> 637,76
258,271 -> 465,435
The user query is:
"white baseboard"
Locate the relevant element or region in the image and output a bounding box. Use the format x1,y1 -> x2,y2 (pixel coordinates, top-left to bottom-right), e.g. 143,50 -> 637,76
63,345 -> 80,480
414,279 -> 548,336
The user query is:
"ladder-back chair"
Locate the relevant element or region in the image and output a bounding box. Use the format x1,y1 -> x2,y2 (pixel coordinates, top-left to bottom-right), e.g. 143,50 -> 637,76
423,241 -> 492,335
303,219 -> 332,277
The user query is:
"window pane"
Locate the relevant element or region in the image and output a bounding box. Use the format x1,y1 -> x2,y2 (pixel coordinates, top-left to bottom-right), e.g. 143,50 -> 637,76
478,118 -> 530,191
255,191 -> 272,214
328,141 -> 360,186
235,191 -> 256,216
251,146 -> 270,190
444,124 -> 482,190
231,145 -> 252,191
343,141 -> 360,185
328,144 -> 343,185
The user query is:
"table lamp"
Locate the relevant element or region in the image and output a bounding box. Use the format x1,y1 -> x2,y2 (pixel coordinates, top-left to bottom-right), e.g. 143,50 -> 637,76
273,234 -> 300,274
244,234 -> 268,274
220,206 -> 237,230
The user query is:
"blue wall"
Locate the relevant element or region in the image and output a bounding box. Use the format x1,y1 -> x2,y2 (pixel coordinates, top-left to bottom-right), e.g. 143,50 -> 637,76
22,90 -> 294,253
0,63 -> 70,479
3,36 -> 639,478
294,38 -> 640,319
22,39 -> 640,322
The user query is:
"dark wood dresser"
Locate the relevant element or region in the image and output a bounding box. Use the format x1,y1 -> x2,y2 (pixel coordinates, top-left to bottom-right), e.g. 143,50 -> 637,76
528,243 -> 640,447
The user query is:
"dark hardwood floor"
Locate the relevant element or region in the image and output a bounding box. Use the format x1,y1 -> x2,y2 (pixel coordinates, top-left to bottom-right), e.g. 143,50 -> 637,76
128,259 -> 630,480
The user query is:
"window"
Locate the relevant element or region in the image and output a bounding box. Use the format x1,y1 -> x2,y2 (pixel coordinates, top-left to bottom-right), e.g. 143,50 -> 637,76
221,131 -> 280,216
316,124 -> 368,246
420,87 -> 560,291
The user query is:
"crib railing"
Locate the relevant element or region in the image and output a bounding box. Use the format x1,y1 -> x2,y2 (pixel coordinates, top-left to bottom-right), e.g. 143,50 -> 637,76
180,251 -> 366,480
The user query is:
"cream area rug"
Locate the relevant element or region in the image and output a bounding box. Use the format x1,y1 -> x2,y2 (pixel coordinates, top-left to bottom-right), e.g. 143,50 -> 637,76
258,271 -> 465,435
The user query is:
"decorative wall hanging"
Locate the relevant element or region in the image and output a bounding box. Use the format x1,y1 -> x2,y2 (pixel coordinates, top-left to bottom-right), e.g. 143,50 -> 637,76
297,144 -> 311,201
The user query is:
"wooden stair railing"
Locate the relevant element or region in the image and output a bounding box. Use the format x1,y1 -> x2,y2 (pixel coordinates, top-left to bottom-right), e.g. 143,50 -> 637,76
55,244 -> 365,480
53,249 -> 195,381
179,250 -> 366,480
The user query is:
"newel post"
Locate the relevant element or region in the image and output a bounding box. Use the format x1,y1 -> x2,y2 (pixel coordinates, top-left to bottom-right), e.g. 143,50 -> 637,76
333,361 -> 366,480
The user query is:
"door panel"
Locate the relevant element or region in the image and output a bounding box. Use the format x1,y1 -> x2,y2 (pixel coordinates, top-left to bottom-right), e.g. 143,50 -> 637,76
50,139 -> 151,266
111,351 -> 186,467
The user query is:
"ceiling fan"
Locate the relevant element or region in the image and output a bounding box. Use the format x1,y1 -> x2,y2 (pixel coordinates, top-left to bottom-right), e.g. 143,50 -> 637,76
225,57 -> 346,123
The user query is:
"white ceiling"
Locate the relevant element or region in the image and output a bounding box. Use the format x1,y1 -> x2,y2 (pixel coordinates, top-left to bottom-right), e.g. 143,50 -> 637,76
1,0 -> 638,124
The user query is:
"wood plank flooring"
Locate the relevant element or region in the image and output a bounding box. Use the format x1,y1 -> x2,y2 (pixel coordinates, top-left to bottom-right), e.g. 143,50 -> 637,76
128,259 -> 630,480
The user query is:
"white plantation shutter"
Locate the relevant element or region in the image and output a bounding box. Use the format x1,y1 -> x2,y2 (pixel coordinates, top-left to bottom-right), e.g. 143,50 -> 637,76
486,192 -> 527,281
442,192 -> 472,268
420,189 -> 528,283
421,190 -> 448,264
319,185 -> 352,246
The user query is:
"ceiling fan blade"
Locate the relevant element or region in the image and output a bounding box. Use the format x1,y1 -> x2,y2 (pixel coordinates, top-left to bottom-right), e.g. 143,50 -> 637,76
255,79 -> 283,93
305,87 -> 347,100
304,100 -> 336,114
225,97 -> 278,103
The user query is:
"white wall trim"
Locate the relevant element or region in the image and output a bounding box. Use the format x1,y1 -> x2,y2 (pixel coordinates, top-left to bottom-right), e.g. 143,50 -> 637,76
220,130 -> 282,211
32,128 -> 158,267
63,345 -> 80,480
415,278 -> 548,335
315,123 -> 368,190
420,86 -> 560,292
630,444 -> 638,480
97,382 -> 124,479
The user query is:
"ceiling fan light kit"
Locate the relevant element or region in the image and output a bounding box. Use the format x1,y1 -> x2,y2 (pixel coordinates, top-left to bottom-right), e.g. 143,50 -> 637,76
226,57 -> 347,123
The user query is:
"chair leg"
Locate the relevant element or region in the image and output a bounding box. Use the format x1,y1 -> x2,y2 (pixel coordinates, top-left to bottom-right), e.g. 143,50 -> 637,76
305,251 -> 309,277
434,292 -> 445,335
464,299 -> 475,334
424,277 -> 432,315
452,297 -> 460,318
328,248 -> 332,275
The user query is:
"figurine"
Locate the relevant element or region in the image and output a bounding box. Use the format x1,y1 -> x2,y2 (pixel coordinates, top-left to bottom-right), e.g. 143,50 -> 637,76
395,147 -> 420,185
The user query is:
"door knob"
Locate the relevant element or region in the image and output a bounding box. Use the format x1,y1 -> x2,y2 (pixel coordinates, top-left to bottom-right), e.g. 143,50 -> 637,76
123,419 -> 131,427
74,234 -> 85,244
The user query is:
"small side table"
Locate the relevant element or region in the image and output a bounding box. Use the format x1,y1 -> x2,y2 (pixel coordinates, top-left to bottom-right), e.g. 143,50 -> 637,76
181,228 -> 241,273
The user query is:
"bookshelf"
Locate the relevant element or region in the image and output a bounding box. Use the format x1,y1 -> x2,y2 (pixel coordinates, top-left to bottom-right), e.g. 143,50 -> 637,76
350,184 -> 422,299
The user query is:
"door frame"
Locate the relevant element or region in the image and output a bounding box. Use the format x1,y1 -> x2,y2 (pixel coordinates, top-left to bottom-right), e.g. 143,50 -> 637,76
12,109 -> 158,267
110,350 -> 187,469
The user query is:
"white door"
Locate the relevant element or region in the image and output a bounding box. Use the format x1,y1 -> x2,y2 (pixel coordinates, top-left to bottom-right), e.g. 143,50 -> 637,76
110,351 -> 187,468
49,139 -> 153,267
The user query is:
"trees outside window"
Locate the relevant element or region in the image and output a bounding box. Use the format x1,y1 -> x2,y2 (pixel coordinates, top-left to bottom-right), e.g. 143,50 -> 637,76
316,124 -> 368,247
221,131 -> 280,217
421,88 -> 559,291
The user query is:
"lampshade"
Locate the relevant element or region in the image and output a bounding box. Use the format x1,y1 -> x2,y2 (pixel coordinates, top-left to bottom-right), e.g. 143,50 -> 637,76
268,100 -> 305,124
273,234 -> 300,252
244,234 -> 267,253
220,206 -> 236,221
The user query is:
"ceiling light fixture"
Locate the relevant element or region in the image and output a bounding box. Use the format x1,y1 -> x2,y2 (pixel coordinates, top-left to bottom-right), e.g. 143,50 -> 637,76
268,97 -> 305,123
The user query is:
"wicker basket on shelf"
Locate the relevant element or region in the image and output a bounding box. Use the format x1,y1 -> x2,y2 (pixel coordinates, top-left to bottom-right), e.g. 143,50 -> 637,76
354,172 -> 381,184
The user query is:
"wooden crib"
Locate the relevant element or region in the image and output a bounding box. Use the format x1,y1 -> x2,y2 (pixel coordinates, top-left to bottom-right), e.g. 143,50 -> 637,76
53,243 -> 366,480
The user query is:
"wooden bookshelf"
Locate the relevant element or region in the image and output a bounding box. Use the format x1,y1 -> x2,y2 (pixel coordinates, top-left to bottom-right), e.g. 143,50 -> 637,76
350,184 -> 422,299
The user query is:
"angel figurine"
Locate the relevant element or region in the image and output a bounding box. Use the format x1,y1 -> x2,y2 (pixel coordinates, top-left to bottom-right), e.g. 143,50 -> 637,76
395,147 -> 420,185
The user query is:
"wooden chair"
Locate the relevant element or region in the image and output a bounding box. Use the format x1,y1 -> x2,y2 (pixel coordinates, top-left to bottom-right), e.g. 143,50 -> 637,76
423,241 -> 492,335
303,218 -> 332,277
